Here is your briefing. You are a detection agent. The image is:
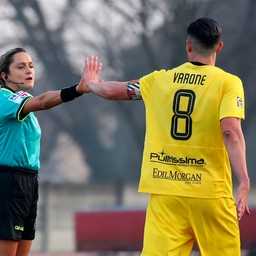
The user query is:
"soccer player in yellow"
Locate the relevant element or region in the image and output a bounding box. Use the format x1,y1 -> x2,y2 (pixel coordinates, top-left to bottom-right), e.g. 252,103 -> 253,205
83,17 -> 250,256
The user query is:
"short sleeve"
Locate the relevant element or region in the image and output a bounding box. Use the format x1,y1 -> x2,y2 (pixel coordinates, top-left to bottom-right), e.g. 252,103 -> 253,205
219,76 -> 245,120
139,70 -> 160,100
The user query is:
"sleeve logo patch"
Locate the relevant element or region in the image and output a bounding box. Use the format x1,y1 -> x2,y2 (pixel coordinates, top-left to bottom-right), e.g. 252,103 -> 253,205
237,96 -> 243,108
8,91 -> 31,104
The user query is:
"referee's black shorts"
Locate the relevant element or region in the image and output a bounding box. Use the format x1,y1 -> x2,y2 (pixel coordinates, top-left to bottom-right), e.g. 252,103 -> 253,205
0,166 -> 39,241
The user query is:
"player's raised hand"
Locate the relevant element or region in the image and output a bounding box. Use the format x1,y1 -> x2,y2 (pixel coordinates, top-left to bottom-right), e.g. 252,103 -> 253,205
84,55 -> 102,86
76,56 -> 102,94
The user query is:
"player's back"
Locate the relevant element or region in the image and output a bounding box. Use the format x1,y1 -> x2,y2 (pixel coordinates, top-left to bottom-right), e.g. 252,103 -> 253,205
138,62 -> 244,197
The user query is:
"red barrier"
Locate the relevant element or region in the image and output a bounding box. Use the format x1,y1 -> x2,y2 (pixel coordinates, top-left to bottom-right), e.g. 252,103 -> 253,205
75,207 -> 256,251
75,207 -> 146,251
240,208 -> 256,250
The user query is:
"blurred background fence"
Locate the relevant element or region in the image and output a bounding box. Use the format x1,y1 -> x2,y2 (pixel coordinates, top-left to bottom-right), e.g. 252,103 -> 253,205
28,182 -> 256,255
32,182 -> 149,252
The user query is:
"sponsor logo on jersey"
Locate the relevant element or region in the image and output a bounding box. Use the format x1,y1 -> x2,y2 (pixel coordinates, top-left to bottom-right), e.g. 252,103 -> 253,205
152,168 -> 202,184
149,149 -> 205,167
237,96 -> 243,108
8,91 -> 31,104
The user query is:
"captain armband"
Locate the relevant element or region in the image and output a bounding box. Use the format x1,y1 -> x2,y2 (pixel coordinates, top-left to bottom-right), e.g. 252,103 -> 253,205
60,84 -> 83,102
127,80 -> 142,100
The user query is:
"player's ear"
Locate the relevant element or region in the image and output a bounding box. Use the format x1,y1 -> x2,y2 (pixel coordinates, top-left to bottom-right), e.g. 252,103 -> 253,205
186,39 -> 192,53
216,41 -> 223,53
1,72 -> 6,81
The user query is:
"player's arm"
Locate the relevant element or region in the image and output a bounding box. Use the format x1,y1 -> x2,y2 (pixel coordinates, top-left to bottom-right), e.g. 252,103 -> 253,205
220,117 -> 250,220
87,81 -> 131,100
84,56 -> 139,100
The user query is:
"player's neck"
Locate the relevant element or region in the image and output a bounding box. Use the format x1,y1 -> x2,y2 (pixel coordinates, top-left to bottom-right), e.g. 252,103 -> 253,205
188,53 -> 216,66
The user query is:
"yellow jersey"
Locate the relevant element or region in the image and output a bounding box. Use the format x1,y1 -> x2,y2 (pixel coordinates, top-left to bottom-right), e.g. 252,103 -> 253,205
138,62 -> 245,198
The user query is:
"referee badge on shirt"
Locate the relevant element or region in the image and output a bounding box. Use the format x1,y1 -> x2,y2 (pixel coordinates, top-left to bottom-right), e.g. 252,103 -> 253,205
8,91 -> 31,104
237,96 -> 243,108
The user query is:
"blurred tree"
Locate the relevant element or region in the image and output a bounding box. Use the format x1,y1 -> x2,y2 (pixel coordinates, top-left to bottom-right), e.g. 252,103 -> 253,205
0,0 -> 255,185
2,0 -> 145,183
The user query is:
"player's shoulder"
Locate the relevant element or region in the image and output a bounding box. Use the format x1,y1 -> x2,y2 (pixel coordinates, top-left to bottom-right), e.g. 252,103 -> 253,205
0,87 -> 12,96
141,69 -> 168,81
0,88 -> 12,105
213,66 -> 242,83
144,62 -> 189,77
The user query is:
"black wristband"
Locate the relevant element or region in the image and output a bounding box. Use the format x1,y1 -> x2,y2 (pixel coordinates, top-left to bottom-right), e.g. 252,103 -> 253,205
60,84 -> 83,102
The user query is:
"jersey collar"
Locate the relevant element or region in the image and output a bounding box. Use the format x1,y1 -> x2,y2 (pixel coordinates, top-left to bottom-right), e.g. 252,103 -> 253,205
1,85 -> 15,93
190,61 -> 207,66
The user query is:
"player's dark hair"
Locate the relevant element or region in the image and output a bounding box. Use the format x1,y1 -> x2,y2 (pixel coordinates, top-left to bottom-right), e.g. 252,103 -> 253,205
187,17 -> 222,49
0,47 -> 27,86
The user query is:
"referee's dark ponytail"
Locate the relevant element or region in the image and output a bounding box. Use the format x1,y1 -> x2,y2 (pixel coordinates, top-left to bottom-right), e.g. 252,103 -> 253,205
0,47 -> 27,86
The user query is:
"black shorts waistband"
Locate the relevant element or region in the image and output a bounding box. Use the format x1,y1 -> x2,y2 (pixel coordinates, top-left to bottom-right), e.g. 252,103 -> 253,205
0,165 -> 38,176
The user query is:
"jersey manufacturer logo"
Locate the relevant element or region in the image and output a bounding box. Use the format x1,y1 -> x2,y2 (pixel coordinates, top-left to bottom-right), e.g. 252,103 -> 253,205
14,225 -> 24,231
8,91 -> 31,104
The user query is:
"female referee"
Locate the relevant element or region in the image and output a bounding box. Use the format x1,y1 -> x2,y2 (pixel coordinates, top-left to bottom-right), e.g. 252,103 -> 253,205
0,47 -> 101,256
